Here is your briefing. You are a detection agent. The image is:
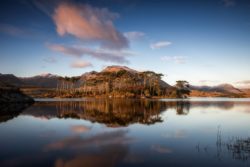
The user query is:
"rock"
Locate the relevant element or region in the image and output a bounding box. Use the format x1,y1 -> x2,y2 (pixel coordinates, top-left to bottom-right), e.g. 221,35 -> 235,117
0,87 -> 34,103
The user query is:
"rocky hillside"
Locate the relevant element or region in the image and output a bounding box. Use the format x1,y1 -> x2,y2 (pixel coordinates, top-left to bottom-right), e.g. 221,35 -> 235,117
0,82 -> 34,103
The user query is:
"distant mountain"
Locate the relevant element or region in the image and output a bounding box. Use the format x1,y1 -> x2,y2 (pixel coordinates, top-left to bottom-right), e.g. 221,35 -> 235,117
190,84 -> 242,94
0,73 -> 23,86
20,73 -> 60,88
0,73 -> 60,88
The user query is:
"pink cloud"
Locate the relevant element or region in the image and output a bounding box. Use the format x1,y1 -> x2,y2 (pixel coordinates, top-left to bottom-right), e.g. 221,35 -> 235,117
48,44 -> 132,64
52,3 -> 128,49
71,61 -> 93,68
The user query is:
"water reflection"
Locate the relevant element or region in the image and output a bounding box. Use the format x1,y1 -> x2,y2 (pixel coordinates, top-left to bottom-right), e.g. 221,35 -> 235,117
1,99 -> 250,167
0,103 -> 32,123
2,99 -> 249,126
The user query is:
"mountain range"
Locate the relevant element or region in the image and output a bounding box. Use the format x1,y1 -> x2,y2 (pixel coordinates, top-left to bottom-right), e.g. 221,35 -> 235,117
0,66 -> 249,98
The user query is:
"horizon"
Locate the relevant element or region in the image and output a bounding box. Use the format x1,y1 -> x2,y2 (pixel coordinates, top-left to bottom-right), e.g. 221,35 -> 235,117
0,0 -> 250,88
0,65 -> 248,89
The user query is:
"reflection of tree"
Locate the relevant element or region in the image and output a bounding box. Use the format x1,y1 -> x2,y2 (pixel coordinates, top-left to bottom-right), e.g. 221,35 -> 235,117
176,101 -> 190,115
0,103 -> 33,123
33,99 -> 166,127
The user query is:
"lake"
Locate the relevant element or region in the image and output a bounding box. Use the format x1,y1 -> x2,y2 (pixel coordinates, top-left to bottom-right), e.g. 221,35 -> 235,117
0,98 -> 250,167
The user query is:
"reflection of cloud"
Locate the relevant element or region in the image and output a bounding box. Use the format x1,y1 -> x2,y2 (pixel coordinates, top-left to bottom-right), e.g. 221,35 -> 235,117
70,61 -> 93,68
151,144 -> 172,153
162,129 -> 187,139
53,2 -> 128,50
123,153 -> 144,164
45,130 -> 134,151
48,44 -> 132,63
124,31 -> 145,41
1,133 -> 130,167
40,130 -> 57,138
54,144 -> 128,167
150,41 -> 171,49
70,125 -> 91,133
161,56 -> 187,64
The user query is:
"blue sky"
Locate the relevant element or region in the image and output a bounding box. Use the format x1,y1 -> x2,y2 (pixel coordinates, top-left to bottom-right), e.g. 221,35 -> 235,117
0,0 -> 250,87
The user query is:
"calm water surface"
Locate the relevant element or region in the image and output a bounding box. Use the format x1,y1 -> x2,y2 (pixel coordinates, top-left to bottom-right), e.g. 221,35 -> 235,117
0,98 -> 250,167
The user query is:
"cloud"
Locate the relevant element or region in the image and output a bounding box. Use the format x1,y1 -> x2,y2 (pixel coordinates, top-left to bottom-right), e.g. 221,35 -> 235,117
0,23 -> 28,37
71,60 -> 93,68
236,80 -> 250,84
48,44 -> 132,63
161,56 -> 187,64
199,80 -> 219,85
43,57 -> 57,63
52,2 -> 128,50
235,80 -> 250,88
124,31 -> 145,41
222,0 -> 235,7
150,41 -> 172,49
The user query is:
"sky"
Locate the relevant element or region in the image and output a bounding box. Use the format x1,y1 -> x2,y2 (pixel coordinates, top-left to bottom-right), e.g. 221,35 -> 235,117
0,0 -> 250,87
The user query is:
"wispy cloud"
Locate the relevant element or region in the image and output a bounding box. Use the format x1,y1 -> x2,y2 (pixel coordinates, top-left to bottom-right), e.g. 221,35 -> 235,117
150,41 -> 172,49
235,80 -> 250,88
199,80 -> 219,85
70,60 -> 93,68
124,31 -> 145,41
161,56 -> 187,64
52,2 -> 128,50
43,57 -> 57,63
48,44 -> 133,64
0,23 -> 28,37
222,0 -> 235,7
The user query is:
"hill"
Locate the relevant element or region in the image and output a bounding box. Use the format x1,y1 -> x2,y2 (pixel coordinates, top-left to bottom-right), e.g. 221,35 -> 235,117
0,81 -> 34,103
77,66 -> 172,98
0,73 -> 23,87
190,84 -> 245,97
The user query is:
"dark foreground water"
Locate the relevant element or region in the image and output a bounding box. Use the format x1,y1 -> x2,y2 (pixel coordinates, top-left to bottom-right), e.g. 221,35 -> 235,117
0,98 -> 250,167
